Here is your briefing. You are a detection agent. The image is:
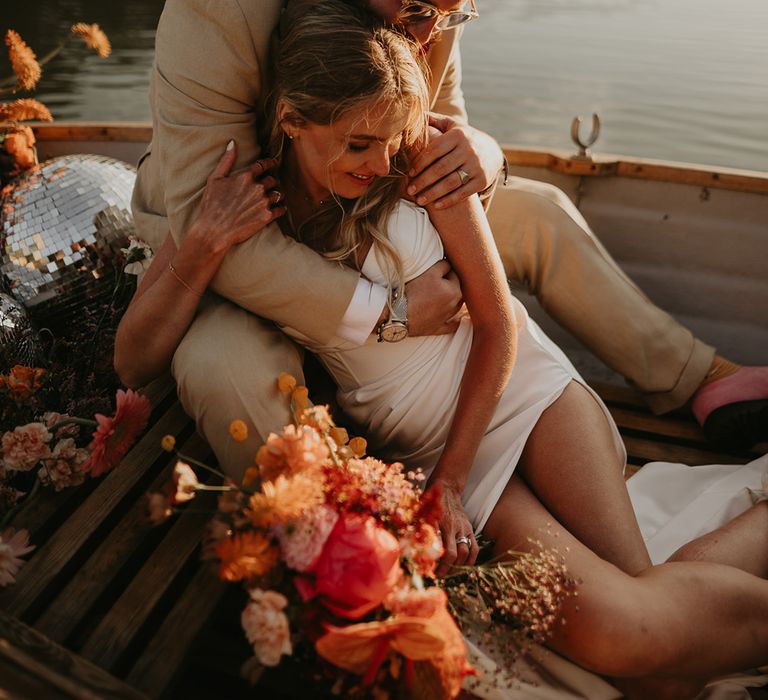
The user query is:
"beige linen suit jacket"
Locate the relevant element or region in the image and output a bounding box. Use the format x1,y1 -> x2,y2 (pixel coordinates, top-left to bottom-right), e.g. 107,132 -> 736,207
131,0 -> 467,344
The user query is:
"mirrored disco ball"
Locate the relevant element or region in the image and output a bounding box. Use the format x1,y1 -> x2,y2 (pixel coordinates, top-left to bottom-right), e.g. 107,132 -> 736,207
0,292 -> 42,368
0,154 -> 136,329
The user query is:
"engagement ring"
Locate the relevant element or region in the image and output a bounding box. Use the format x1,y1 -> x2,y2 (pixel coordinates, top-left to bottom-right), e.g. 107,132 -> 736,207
457,168 -> 471,186
455,535 -> 471,546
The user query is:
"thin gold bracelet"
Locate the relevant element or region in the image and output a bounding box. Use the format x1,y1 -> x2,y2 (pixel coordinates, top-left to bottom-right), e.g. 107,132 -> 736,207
168,261 -> 204,297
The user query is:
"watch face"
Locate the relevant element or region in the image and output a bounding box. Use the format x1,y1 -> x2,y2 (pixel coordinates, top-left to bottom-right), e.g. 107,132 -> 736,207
381,323 -> 408,342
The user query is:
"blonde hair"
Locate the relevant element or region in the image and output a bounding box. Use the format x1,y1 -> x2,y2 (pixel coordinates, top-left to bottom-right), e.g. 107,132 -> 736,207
268,0 -> 430,290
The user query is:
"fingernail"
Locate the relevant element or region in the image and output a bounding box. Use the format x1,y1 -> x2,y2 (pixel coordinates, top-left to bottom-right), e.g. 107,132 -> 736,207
408,186 -> 416,195
226,139 -> 234,151
416,197 -> 426,205
435,201 -> 444,209
409,169 -> 415,176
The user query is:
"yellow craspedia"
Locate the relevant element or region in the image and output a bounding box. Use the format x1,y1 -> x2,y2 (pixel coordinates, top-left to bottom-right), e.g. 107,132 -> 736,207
161,435 -> 176,452
242,466 -> 260,489
348,436 -> 367,457
329,427 -> 349,447
277,372 -> 297,394
229,419 -> 249,443
292,386 -> 310,409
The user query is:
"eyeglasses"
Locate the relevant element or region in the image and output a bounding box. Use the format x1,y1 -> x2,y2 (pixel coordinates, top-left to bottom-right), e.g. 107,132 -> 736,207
395,0 -> 478,31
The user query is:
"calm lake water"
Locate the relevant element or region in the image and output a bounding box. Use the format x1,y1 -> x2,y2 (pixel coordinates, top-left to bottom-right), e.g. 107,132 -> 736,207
3,0 -> 767,171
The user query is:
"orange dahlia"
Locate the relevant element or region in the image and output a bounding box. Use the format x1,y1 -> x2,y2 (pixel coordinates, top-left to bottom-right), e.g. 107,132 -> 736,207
216,531 -> 279,582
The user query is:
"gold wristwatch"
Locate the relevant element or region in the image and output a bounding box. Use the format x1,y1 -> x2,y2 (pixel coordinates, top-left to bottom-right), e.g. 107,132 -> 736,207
376,288 -> 408,343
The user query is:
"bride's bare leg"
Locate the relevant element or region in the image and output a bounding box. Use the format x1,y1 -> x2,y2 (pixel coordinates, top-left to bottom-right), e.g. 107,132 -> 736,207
667,500 -> 768,578
517,381 -> 651,575
518,380 -> 768,578
483,476 -> 768,681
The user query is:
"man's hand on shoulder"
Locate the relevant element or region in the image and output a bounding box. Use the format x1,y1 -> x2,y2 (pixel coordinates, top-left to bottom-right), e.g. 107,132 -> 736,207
405,259 -> 464,337
407,113 -> 504,210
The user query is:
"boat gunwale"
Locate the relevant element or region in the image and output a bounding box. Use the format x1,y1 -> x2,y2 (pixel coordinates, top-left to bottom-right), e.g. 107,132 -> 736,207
29,122 -> 768,196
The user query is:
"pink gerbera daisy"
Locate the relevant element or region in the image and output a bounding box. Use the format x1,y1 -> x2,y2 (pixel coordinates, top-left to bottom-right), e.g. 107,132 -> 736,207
83,389 -> 150,477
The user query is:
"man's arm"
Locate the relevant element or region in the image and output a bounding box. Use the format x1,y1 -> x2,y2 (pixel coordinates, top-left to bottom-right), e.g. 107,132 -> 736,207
136,0 -> 360,343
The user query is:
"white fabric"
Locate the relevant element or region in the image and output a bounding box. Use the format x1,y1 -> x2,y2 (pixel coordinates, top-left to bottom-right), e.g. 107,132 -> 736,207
627,454 -> 768,565
335,277 -> 388,346
284,200 -> 624,532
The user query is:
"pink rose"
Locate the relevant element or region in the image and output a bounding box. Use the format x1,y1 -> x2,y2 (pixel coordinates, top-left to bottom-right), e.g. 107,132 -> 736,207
2,422 -> 52,471
295,514 -> 401,620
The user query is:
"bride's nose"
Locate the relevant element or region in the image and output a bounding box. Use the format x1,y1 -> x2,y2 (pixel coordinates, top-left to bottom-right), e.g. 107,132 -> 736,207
369,147 -> 391,177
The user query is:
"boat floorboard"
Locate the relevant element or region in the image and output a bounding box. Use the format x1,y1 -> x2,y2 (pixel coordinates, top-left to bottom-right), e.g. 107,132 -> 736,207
1,374 -> 763,699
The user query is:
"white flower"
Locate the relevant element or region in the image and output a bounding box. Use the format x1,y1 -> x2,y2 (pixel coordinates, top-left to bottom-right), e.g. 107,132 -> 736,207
241,589 -> 292,666
0,528 -> 35,587
121,237 -> 154,275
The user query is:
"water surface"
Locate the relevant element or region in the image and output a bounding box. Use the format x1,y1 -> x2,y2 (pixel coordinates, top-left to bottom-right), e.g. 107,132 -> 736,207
2,0 -> 767,170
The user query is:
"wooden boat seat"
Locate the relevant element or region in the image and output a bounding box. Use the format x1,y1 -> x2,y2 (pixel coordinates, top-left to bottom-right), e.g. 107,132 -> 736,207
1,373 -> 763,699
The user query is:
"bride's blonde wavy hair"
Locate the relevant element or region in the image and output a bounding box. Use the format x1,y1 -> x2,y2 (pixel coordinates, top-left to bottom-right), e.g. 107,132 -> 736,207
266,0 -> 430,290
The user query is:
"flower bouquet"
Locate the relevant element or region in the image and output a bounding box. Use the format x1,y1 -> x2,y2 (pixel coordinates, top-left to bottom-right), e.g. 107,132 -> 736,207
149,374 -> 578,699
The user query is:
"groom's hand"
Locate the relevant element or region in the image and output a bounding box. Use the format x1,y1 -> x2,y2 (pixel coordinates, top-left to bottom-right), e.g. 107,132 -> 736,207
405,260 -> 464,337
407,114 -> 504,209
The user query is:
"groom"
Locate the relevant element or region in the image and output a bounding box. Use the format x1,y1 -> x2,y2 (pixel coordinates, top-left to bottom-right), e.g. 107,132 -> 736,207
132,0 -> 767,473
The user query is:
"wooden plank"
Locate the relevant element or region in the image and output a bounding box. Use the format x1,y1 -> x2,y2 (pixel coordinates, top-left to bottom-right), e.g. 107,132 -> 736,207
32,432 -> 208,644
0,611 -> 148,700
32,122 -> 153,143
608,406 -> 706,443
126,566 -> 227,697
622,435 -> 748,466
78,492 -> 215,670
0,401 -> 192,617
502,146 -> 768,195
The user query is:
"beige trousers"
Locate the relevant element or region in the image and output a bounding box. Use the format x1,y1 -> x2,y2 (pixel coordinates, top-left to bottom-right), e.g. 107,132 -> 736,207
172,179 -> 715,476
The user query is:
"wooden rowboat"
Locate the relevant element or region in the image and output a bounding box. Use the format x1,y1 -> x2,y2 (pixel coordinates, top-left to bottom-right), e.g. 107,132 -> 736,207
1,122 -> 766,699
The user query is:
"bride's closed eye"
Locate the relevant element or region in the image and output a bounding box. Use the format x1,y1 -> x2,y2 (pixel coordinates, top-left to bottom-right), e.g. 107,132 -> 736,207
347,142 -> 370,152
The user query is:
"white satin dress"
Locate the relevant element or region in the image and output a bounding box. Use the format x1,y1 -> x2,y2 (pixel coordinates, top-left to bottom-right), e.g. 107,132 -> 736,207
284,200 -> 625,532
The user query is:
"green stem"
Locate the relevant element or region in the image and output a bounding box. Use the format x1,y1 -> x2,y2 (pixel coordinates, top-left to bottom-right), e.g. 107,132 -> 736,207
175,451 -> 228,480
194,484 -> 235,493
53,417 -> 98,429
0,477 -> 41,530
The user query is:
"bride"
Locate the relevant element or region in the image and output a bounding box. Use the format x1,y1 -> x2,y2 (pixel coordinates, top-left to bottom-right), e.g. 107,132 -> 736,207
115,1 -> 768,696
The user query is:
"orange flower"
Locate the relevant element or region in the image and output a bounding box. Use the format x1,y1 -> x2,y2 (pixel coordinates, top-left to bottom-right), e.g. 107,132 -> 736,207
242,466 -> 260,489
71,23 -> 111,58
228,419 -> 248,443
216,531 -> 279,582
5,365 -> 45,401
298,405 -> 333,433
276,372 -> 297,394
0,527 -> 36,587
329,427 -> 349,447
160,435 -> 176,452
82,389 -> 150,477
256,425 -> 330,481
292,386 -> 310,409
386,588 -> 474,698
248,473 -> 323,528
0,98 -> 52,123
5,30 -> 41,91
2,128 -> 38,171
348,436 -> 367,457
316,617 -> 445,681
